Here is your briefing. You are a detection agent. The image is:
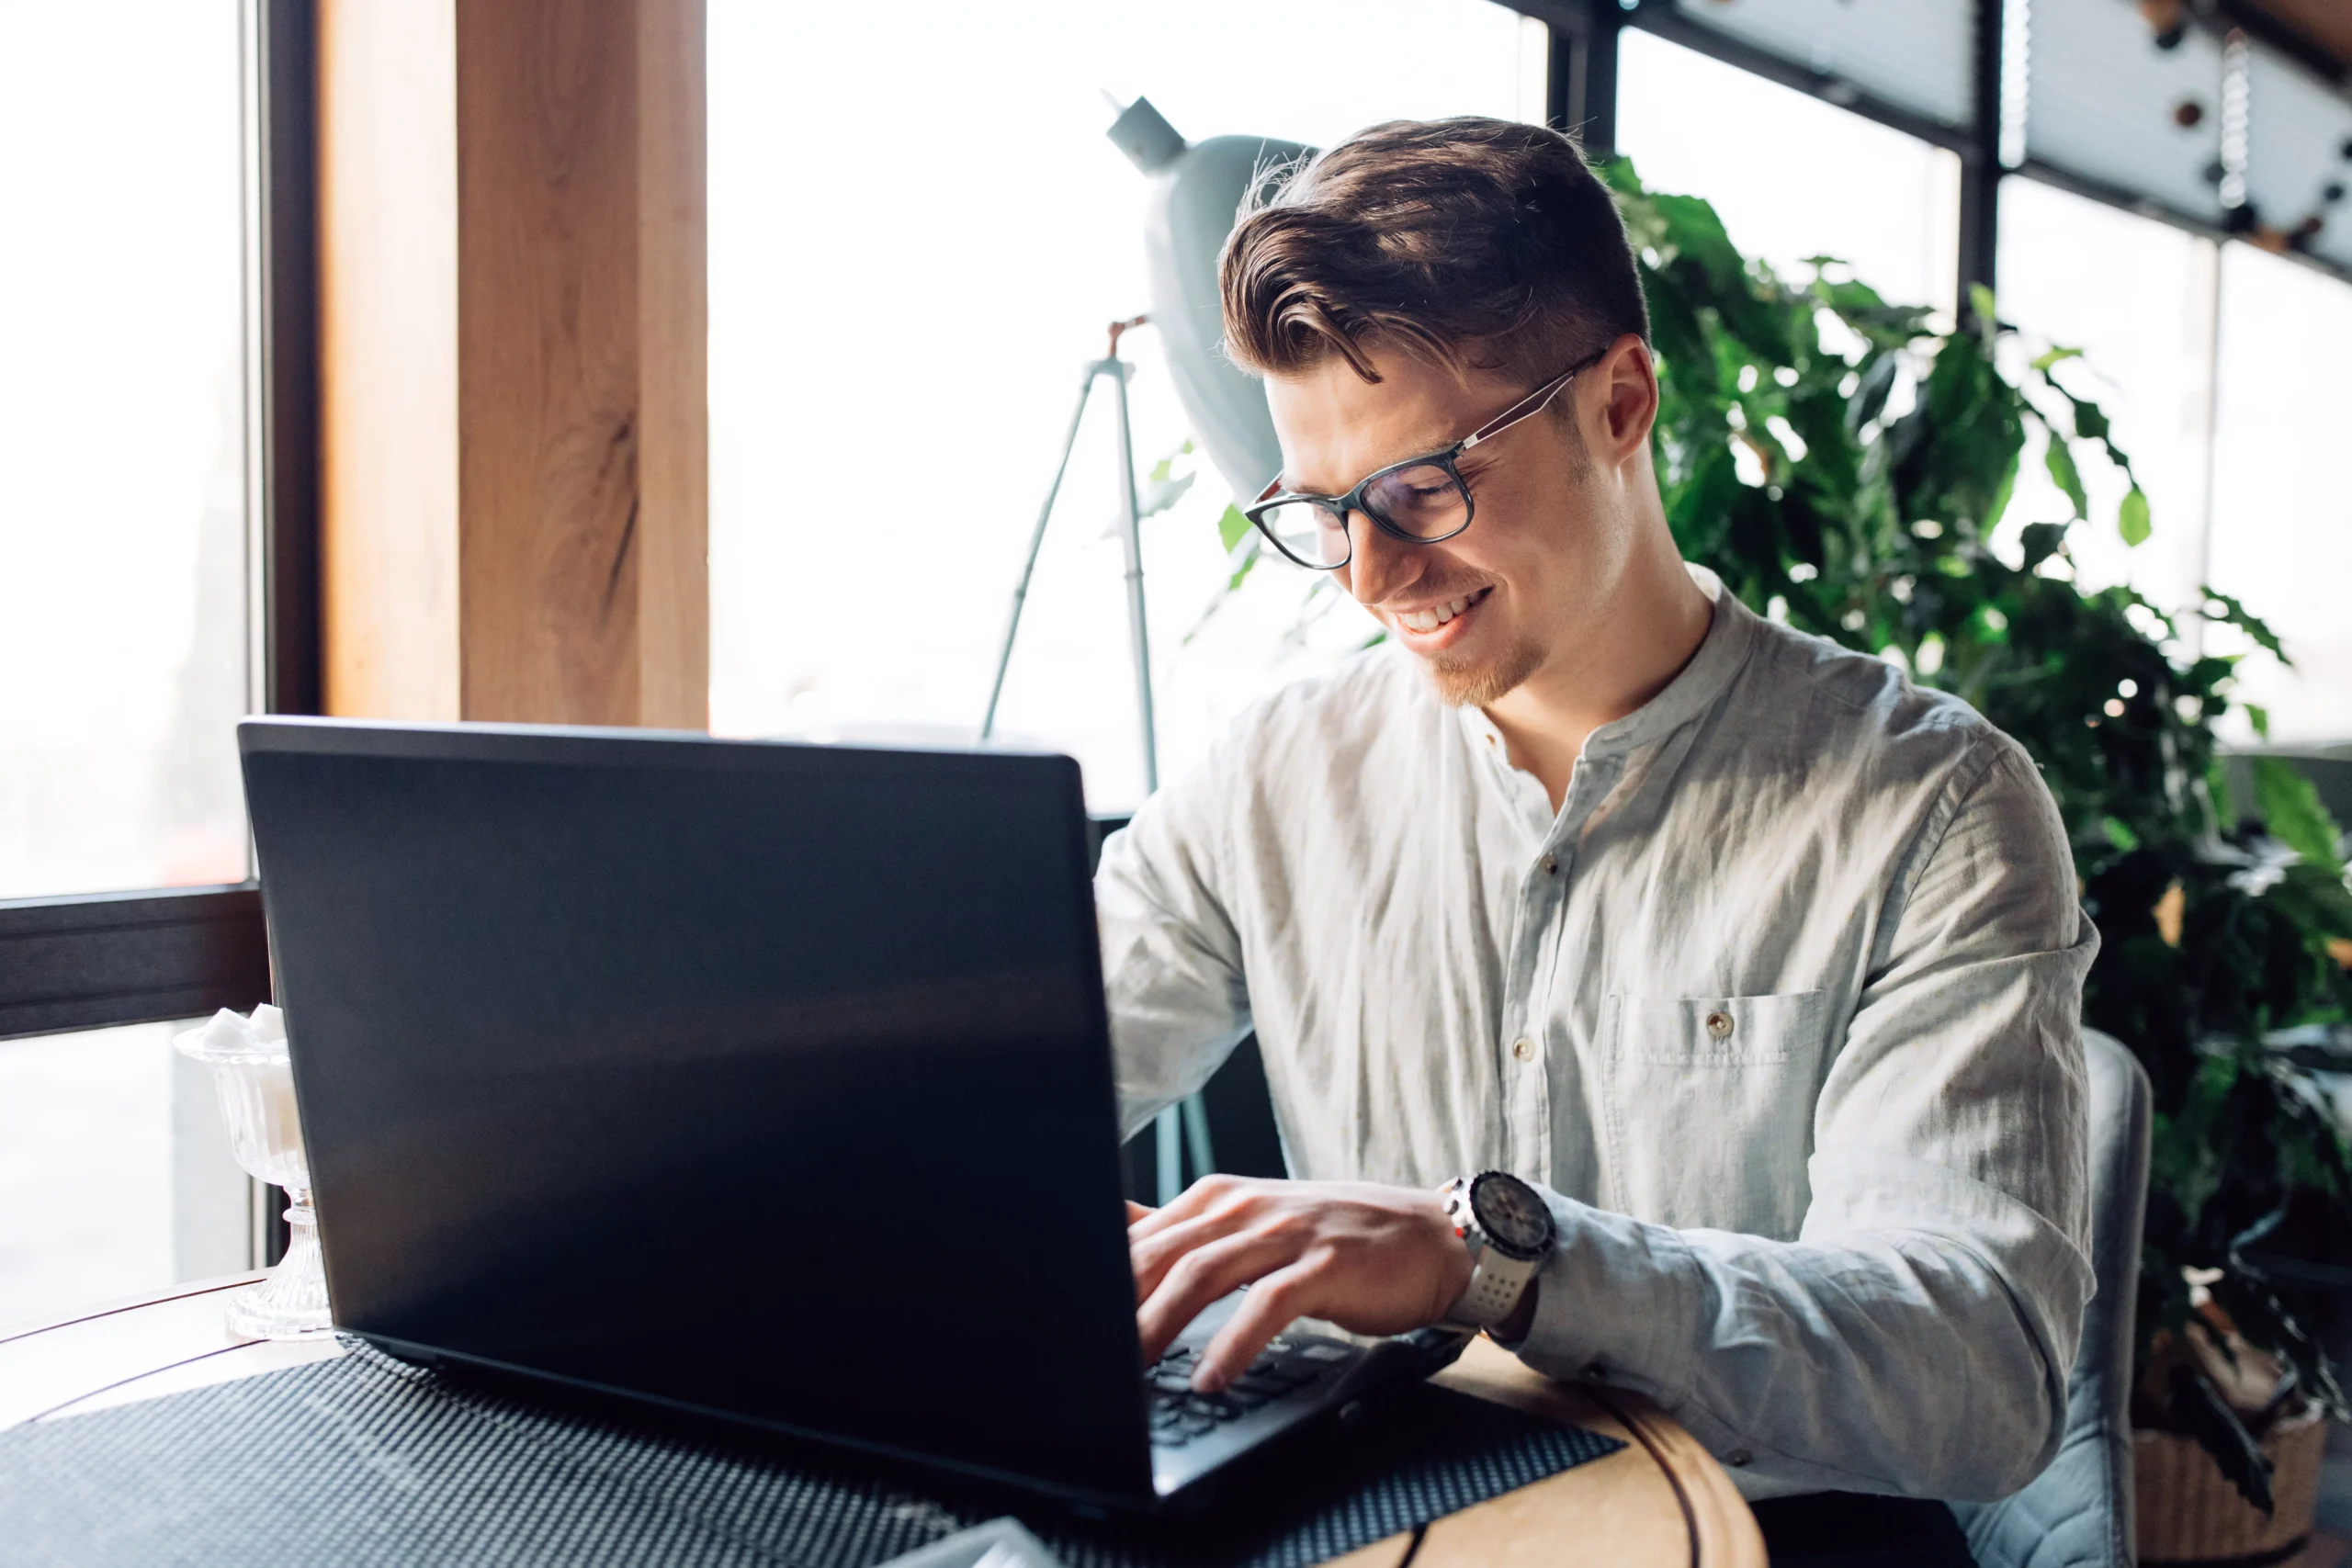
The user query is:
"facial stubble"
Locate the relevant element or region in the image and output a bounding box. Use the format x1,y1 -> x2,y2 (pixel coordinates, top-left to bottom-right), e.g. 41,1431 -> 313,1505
1425,626 -> 1546,709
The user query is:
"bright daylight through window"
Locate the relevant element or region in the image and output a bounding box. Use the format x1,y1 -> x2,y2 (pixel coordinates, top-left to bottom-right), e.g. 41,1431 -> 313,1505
2207,242 -> 2352,742
1995,176 -> 2220,626
1615,28 -> 1962,325
706,9 -> 1990,812
707,0 -> 1546,811
0,2 -> 254,1329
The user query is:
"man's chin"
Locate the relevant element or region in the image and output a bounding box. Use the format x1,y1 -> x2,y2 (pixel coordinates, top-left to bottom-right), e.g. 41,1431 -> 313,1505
1422,636 -> 1544,709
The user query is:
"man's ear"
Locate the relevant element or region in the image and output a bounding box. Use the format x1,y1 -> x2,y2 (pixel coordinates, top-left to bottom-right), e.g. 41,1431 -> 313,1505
1590,333 -> 1659,463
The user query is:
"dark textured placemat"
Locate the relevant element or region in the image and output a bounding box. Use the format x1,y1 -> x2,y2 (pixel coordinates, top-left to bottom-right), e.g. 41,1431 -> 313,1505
0,1339 -> 1621,1568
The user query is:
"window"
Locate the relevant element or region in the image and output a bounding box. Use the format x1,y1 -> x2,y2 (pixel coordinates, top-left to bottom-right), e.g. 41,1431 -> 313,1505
2205,242 -> 2352,743
707,0 -> 1542,810
1615,28 -> 1962,323
1993,176 -> 2218,618
0,1 -> 262,1330
0,2 -> 252,902
0,1021 -> 252,1327
1658,0 -> 1974,133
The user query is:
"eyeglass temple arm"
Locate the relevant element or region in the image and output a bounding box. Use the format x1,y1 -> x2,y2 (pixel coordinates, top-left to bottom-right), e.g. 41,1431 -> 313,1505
1250,350 -> 1598,502
1458,365 -> 1581,452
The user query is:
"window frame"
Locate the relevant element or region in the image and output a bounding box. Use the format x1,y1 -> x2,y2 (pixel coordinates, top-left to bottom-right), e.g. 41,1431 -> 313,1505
1519,0 -> 2352,303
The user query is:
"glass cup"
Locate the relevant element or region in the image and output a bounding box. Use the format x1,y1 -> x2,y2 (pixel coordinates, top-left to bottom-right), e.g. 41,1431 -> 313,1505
173,1005 -> 333,1339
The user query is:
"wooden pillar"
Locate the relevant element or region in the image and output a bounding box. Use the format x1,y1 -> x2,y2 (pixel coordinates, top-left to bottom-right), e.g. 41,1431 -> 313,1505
318,0 -> 707,728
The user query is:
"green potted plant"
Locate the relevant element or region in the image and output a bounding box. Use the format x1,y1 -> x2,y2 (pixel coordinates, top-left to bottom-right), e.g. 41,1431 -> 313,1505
1195,159 -> 2352,1551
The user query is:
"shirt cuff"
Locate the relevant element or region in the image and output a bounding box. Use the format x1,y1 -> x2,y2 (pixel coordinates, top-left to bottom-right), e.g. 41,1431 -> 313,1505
1510,1186 -> 1704,1399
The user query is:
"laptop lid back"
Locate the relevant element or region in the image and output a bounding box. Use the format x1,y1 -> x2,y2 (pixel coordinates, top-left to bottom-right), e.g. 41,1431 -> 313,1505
239,717 -> 1151,1505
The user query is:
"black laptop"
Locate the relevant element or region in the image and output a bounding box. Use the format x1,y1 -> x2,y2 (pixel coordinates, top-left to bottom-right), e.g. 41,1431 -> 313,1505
238,717 -> 1464,1512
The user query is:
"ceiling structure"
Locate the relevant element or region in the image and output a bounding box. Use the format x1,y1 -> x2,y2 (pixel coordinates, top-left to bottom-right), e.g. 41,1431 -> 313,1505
1632,0 -> 2352,279
2238,0 -> 2352,76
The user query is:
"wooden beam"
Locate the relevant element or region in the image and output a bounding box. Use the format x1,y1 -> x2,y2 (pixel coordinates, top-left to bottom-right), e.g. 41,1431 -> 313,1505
318,0 -> 461,722
317,0 -> 707,729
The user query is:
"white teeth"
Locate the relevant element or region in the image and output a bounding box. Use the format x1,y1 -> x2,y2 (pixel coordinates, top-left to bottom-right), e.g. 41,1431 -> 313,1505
1400,594 -> 1476,634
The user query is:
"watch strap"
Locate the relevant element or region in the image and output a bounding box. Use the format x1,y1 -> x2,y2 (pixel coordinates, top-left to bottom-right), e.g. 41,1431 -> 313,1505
1442,1175 -> 1546,1329
1451,1246 -> 1539,1327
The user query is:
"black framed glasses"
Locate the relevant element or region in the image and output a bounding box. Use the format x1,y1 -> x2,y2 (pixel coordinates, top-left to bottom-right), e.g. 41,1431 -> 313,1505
1240,351 -> 1605,571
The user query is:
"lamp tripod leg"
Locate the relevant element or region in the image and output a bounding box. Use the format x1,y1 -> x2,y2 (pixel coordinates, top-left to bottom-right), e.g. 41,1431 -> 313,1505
1107,354 -> 1159,795
982,340 -> 1216,1207
980,363 -> 1102,745
1110,358 -> 1216,1201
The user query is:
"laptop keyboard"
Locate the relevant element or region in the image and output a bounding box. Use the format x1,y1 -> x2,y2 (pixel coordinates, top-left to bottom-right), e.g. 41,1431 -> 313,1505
1145,1336 -> 1356,1447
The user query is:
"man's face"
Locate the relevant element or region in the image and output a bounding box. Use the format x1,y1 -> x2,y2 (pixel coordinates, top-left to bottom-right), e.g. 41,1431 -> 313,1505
1263,342 -> 1648,709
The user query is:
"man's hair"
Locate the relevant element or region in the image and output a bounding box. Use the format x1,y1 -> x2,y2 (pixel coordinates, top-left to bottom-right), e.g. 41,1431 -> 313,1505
1220,118 -> 1648,387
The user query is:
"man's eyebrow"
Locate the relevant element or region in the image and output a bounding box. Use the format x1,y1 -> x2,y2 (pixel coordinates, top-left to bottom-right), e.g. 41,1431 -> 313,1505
1286,438 -> 1463,496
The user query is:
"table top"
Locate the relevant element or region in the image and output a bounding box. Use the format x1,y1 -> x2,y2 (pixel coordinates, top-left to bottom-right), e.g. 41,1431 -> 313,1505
1,1275 -> 1763,1566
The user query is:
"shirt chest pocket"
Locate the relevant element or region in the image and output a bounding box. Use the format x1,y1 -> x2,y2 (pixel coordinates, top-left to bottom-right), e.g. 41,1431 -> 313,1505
1601,990 -> 1830,1236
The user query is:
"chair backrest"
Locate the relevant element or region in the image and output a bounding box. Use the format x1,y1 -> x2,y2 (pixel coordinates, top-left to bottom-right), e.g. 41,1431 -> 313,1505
1951,1028 -> 2153,1568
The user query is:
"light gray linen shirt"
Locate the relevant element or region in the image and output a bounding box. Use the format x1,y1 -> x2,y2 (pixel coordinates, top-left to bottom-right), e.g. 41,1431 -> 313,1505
1097,567 -> 2097,1503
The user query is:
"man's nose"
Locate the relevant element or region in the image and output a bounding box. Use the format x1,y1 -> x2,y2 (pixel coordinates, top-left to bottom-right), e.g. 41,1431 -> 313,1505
1341,513 -> 1415,606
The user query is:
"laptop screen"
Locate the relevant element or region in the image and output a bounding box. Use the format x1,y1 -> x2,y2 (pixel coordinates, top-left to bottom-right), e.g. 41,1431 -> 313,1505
241,718 -> 1152,1505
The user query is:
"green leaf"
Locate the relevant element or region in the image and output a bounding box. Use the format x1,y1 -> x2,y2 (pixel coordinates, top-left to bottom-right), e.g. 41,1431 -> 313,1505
2270,860 -> 2352,941
1846,352 -> 1899,433
2065,390 -> 2113,446
2120,487 -> 2151,547
1984,451 -> 2018,532
2031,345 -> 2084,371
2248,704 -> 2272,741
1146,440 -> 1197,487
2018,522 -> 2069,572
2044,436 -> 2088,520
1968,283 -> 1999,336
1136,467 -> 1195,519
2104,816 -> 2142,852
2200,590 -> 2290,663
2205,758 -> 2238,828
2253,757 -> 2346,878
1216,502 -> 1252,553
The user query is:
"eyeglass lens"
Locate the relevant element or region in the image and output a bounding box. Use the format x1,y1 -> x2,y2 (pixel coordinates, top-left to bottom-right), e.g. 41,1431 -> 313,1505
1260,462 -> 1469,569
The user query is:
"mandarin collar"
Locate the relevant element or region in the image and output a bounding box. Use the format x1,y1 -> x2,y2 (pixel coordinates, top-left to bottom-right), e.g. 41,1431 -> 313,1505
1453,562 -> 1758,764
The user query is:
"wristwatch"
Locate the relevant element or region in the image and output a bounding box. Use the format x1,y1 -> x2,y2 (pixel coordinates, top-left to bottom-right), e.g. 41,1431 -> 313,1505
1441,1170 -> 1556,1329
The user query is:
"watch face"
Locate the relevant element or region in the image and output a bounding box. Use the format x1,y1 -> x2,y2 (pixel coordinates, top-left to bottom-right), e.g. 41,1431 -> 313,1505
1471,1172 -> 1554,1259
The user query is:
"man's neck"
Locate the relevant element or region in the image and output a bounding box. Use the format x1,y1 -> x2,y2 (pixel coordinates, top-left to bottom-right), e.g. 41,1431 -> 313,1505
1479,549 -> 1715,813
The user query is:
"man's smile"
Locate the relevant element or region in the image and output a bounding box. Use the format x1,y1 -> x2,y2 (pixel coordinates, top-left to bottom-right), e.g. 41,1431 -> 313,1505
1386,583 -> 1495,649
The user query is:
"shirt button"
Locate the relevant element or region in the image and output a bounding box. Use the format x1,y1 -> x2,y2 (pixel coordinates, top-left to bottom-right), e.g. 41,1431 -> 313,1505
1540,855 -> 1558,875
1725,1449 -> 1753,1468
1705,1010 -> 1735,1041
1511,1037 -> 1536,1063
1582,1360 -> 1607,1382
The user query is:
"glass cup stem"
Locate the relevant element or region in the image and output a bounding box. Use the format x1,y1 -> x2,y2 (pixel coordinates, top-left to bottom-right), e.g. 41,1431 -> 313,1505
223,1187 -> 334,1340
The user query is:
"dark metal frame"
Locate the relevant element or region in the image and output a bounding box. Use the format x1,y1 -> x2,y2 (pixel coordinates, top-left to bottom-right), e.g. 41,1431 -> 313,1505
0,0 -> 313,1048
1543,0 -> 1619,155
255,0 -> 321,723
1958,0 -> 2003,305
1510,0 -> 2352,298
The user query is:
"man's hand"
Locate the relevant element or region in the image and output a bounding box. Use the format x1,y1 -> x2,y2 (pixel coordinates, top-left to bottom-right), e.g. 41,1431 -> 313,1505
1126,1176 -> 1473,1393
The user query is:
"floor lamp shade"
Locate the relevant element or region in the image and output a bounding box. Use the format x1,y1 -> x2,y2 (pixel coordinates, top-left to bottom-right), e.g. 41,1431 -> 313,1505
1111,98 -> 1312,505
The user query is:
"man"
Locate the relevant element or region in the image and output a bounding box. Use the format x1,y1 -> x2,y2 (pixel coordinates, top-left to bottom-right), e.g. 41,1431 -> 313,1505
1097,118 -> 2095,1558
